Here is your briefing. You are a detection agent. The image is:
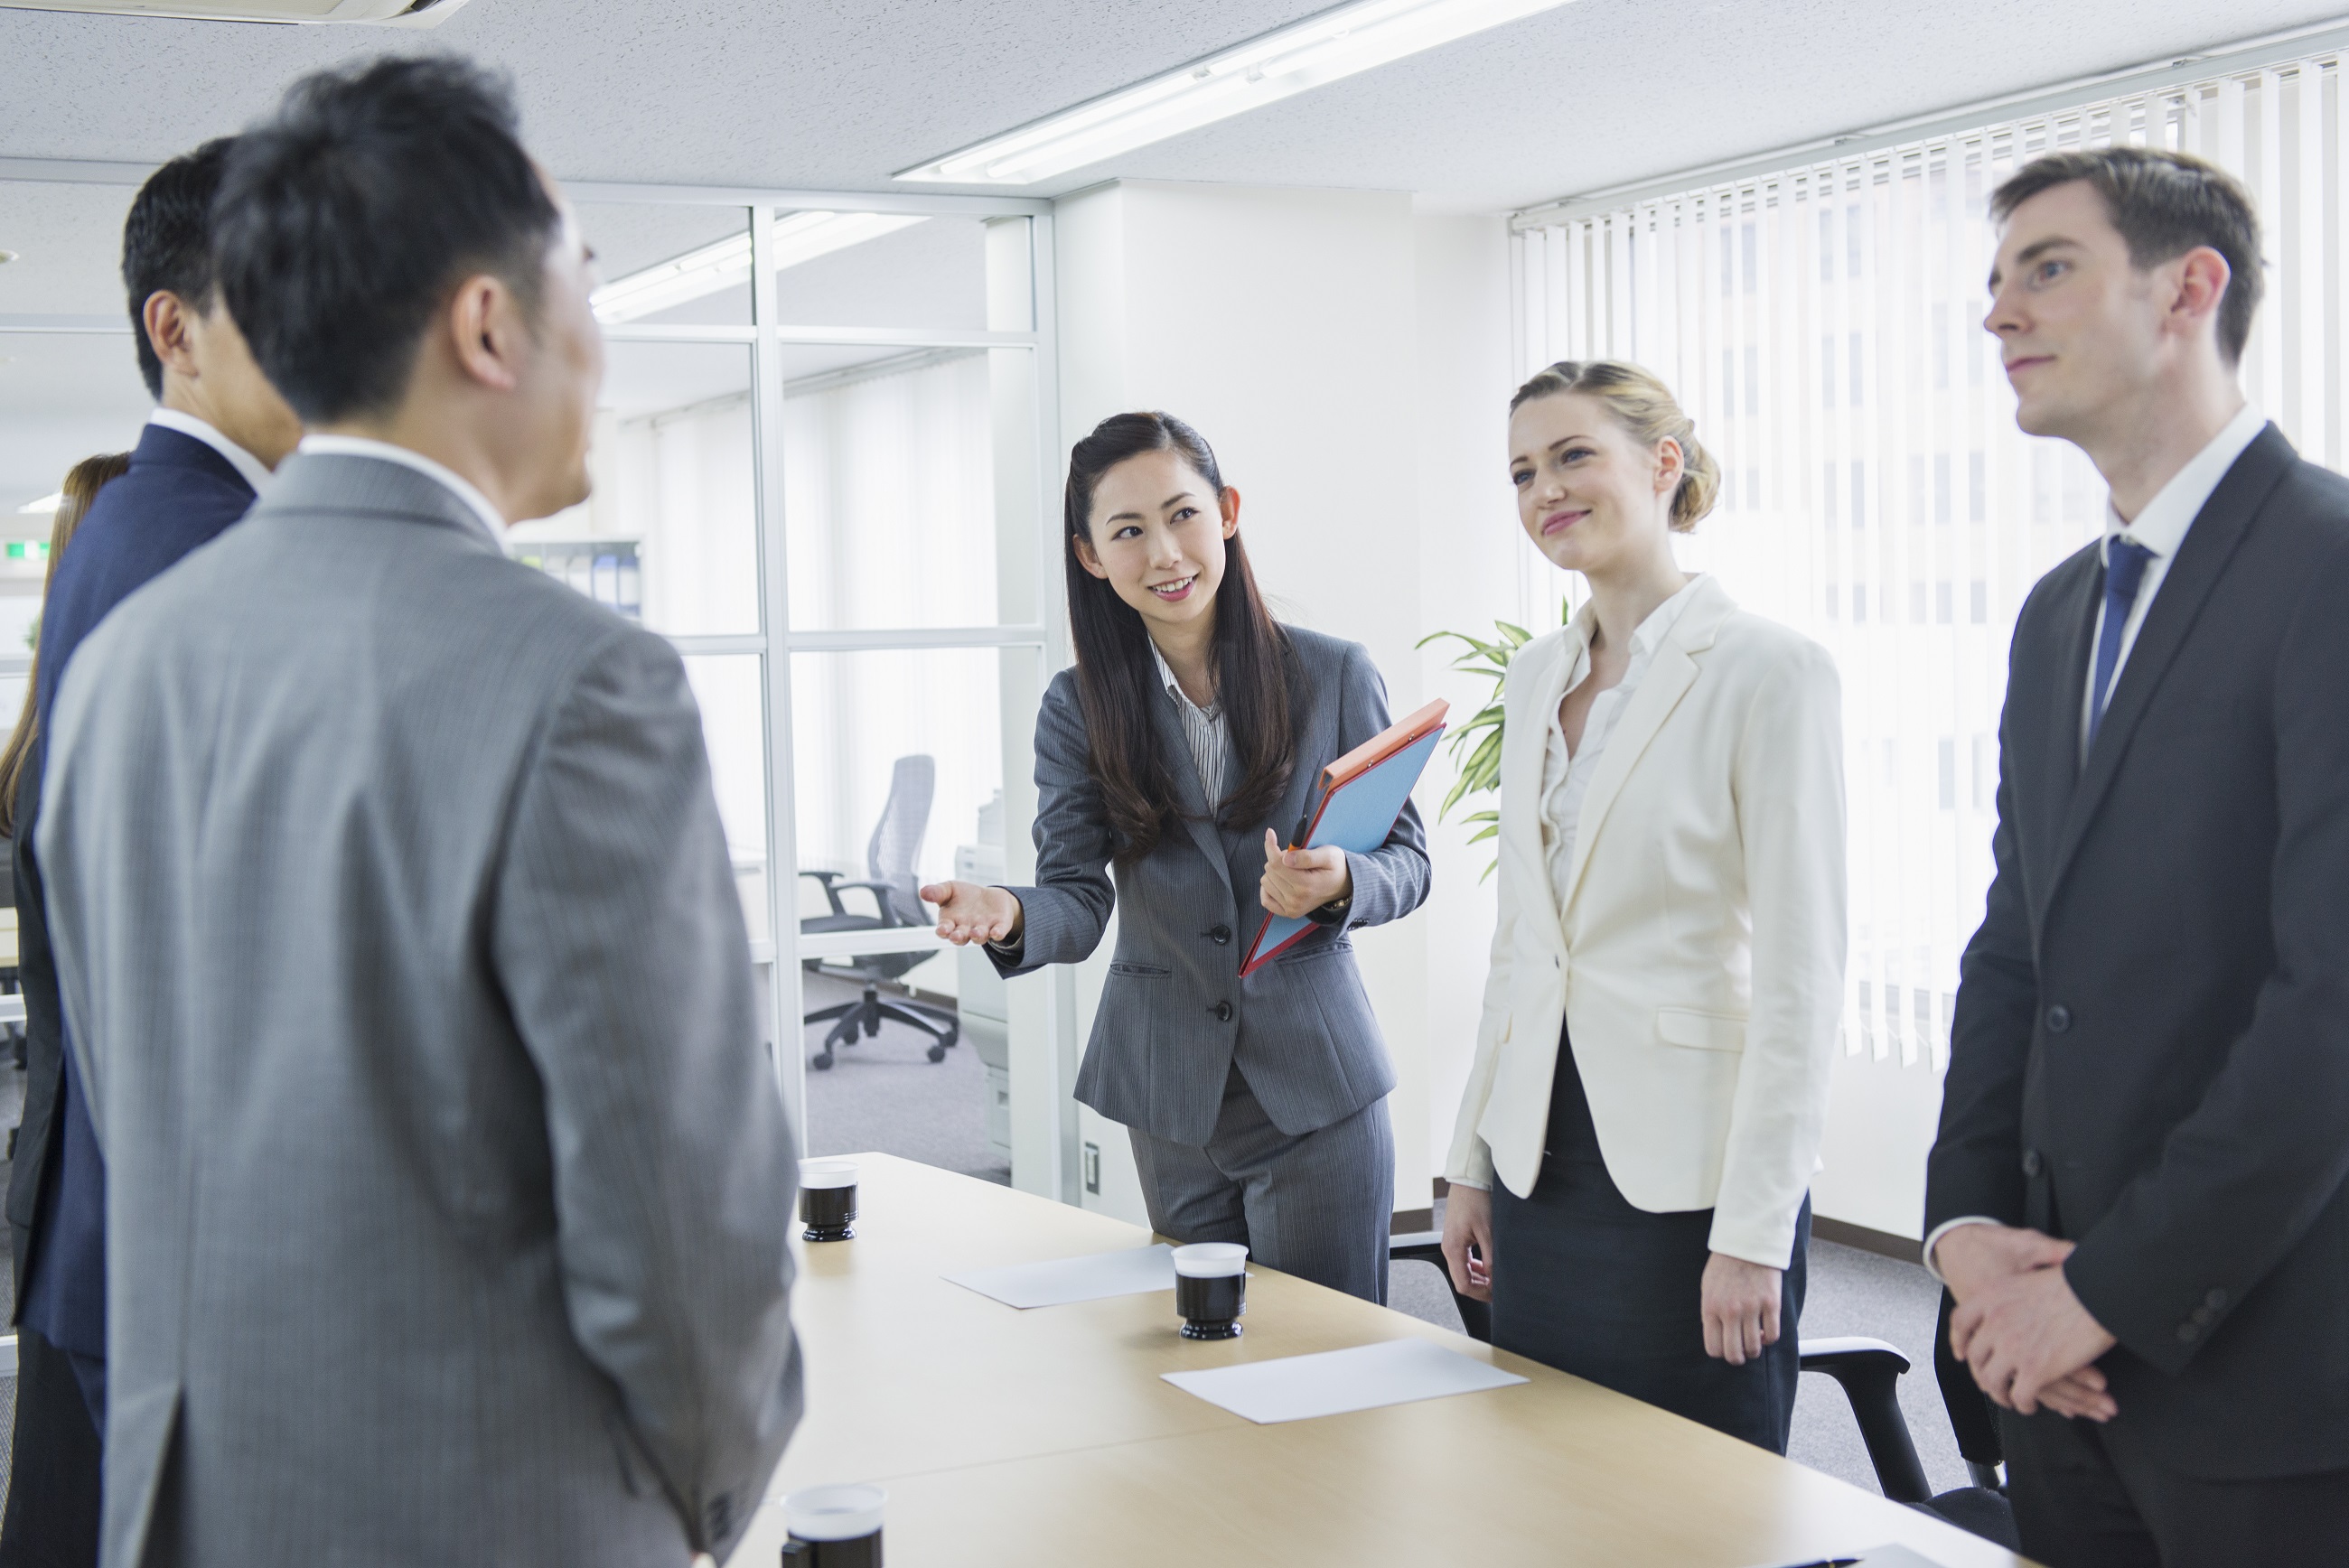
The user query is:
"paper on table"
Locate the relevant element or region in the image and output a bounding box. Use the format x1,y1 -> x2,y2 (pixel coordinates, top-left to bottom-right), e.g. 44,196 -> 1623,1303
944,1245 -> 1175,1310
1162,1337 -> 1526,1423
1751,1547 -> 1951,1568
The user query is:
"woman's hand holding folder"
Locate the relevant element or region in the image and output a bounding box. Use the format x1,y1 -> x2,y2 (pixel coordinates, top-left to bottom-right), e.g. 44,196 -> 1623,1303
1258,827 -> 1352,919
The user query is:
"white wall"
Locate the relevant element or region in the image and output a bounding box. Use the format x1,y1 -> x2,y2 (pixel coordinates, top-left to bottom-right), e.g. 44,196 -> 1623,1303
1408,212 -> 1521,1199
1050,182 -> 1517,1221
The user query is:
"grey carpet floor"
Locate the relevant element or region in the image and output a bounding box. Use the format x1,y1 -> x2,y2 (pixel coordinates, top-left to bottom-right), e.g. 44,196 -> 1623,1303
801,971 -> 1010,1185
800,981 -> 1973,1500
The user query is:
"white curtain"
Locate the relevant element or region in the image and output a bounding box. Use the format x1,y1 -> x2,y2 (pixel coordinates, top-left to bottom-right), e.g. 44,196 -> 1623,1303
785,351 -> 1002,888
1514,52 -> 2347,1093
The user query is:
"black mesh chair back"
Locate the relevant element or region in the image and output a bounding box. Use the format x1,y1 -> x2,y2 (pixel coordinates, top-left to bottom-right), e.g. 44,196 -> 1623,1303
866,754 -> 934,927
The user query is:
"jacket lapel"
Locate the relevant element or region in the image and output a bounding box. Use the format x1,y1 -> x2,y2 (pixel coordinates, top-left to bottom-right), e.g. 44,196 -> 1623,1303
1557,578 -> 1732,919
1507,628 -> 1580,955
1152,695 -> 1234,897
2044,425 -> 2295,904
2035,553 -> 2100,873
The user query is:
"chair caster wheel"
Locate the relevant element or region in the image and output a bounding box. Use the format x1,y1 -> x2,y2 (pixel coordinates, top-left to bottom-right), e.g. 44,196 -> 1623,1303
862,1018 -> 881,1039
927,1043 -> 947,1063
812,1050 -> 835,1070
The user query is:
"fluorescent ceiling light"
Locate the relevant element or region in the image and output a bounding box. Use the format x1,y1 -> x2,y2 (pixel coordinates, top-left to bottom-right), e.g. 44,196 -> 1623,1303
0,0 -> 477,25
591,211 -> 928,324
897,0 -> 1581,186
17,492 -> 62,516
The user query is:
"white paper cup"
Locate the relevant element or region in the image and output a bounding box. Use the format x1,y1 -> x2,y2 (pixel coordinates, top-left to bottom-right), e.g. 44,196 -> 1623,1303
800,1160 -> 858,1190
1171,1242 -> 1249,1279
783,1481 -> 886,1541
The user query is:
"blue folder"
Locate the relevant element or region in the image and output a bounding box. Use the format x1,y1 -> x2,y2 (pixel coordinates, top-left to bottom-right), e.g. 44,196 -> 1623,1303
1240,699 -> 1448,976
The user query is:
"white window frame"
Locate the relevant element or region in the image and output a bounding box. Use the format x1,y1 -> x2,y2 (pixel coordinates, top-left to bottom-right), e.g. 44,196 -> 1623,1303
0,163 -> 1070,1176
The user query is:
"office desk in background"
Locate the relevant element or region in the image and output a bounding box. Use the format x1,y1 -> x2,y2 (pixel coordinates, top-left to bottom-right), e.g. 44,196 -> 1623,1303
733,1154 -> 2029,1567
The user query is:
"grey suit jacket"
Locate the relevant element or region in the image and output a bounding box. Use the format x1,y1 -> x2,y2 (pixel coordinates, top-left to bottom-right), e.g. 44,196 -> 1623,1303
998,626 -> 1430,1145
37,453 -> 801,1567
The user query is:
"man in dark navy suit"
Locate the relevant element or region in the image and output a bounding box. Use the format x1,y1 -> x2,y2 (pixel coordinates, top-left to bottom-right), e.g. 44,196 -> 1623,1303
0,137 -> 298,1567
1927,148 -> 2349,1565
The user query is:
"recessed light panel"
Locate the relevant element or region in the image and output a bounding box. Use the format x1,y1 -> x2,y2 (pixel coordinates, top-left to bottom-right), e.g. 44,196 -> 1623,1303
897,0 -> 1582,186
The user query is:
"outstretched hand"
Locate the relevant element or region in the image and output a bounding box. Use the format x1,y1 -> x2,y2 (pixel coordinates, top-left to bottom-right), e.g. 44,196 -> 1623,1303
919,880 -> 1023,947
1259,828 -> 1352,919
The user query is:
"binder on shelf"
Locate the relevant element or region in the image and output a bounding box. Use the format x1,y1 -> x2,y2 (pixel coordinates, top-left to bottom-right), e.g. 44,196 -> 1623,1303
1239,697 -> 1448,978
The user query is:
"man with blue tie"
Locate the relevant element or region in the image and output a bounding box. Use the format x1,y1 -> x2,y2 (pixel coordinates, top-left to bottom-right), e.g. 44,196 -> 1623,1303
1925,147 -> 2349,1564
0,138 -> 298,1566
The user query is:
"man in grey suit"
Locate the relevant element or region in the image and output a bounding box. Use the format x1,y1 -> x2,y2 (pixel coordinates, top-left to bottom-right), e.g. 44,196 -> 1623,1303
35,58 -> 800,1567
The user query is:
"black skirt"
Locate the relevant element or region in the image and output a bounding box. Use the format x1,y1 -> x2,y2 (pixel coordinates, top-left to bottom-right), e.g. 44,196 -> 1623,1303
1489,1022 -> 1809,1453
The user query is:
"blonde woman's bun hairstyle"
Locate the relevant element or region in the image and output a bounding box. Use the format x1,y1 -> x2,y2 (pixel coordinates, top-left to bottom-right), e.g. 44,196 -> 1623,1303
1508,359 -> 1720,532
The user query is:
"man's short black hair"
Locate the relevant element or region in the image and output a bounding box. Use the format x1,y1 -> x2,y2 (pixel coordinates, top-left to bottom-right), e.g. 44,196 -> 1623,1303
122,138 -> 237,400
213,54 -> 562,424
1991,146 -> 2264,366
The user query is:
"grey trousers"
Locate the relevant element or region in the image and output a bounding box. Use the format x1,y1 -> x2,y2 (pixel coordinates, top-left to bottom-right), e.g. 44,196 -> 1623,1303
1126,1063 -> 1392,1304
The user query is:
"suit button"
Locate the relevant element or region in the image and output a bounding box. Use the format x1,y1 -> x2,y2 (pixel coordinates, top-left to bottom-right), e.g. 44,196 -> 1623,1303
2021,1149 -> 2043,1177
1212,1000 -> 1233,1022
2177,1323 -> 2199,1343
1207,925 -> 1231,945
2206,1288 -> 2228,1311
2190,1306 -> 2213,1325
2045,1005 -> 2072,1033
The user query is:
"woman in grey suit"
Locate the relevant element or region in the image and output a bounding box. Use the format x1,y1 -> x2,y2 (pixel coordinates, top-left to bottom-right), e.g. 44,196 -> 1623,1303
924,411 -> 1429,1302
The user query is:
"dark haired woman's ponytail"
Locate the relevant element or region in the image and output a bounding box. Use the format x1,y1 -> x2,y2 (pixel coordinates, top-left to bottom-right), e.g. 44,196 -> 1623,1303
1062,412 -> 1296,863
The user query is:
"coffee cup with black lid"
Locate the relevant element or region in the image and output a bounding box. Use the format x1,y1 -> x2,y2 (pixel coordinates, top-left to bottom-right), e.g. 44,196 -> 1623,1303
800,1160 -> 858,1242
1172,1242 -> 1249,1339
779,1482 -> 884,1566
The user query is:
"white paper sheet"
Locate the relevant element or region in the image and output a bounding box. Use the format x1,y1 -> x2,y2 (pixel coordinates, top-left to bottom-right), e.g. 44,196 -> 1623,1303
944,1245 -> 1175,1309
1161,1337 -> 1527,1423
1752,1547 -> 1950,1568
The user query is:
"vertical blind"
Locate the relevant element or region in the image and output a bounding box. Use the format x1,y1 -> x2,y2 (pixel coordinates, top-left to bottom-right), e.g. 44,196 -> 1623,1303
1513,50 -> 2347,1077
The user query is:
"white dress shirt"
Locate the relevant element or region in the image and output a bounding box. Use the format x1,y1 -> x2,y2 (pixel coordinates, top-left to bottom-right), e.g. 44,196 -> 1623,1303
1537,578 -> 1704,917
1928,403 -> 2266,1282
2074,402 -> 2267,753
1150,639 -> 1230,802
148,407 -> 273,496
296,434 -> 508,541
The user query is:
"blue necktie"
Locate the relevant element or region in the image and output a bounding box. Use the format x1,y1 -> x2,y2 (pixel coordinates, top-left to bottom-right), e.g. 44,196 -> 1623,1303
2088,538 -> 2156,751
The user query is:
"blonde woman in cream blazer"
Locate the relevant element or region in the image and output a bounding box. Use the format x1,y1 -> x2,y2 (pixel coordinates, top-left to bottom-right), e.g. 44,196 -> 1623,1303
1441,360 -> 1844,1453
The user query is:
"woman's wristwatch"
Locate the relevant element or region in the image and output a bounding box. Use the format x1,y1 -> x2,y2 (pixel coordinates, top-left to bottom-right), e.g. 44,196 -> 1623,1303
1306,893 -> 1352,927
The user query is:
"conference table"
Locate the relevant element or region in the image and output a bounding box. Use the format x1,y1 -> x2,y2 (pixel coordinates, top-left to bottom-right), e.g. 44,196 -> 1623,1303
729,1153 -> 2030,1567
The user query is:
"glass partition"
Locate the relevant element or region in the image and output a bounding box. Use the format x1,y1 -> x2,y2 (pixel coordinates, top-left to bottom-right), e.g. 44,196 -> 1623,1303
771,210 -> 1013,331
790,647 -> 1006,896
1,167 -> 1056,1184
682,652 -> 771,946
781,342 -> 1044,633
510,339 -> 758,636
578,201 -> 752,329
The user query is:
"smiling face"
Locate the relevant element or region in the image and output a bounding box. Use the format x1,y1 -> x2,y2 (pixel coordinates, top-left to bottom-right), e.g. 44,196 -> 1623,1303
1507,390 -> 1683,579
1073,447 -> 1238,638
1984,179 -> 2173,446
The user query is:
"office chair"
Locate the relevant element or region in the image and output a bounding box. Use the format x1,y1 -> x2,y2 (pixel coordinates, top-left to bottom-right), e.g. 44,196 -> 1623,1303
800,753 -> 960,1071
1385,1235 -> 2017,1549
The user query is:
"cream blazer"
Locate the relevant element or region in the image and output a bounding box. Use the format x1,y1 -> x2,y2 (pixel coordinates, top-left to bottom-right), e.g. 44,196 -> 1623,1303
1443,575 -> 1846,1268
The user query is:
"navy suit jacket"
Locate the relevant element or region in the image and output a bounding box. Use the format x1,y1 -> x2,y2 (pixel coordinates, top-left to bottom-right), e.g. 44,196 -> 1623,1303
8,422 -> 257,1394
1926,426 -> 2349,1479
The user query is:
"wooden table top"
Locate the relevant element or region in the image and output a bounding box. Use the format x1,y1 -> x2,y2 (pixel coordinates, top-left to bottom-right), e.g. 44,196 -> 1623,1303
726,1153 -> 2030,1568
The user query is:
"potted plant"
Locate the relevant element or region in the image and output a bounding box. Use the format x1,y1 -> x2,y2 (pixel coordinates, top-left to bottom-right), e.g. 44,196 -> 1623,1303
1417,594 -> 1573,879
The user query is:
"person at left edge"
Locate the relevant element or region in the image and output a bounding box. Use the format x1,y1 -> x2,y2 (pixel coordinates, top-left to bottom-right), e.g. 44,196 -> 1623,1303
922,411 -> 1431,1304
1,137 -> 299,1568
